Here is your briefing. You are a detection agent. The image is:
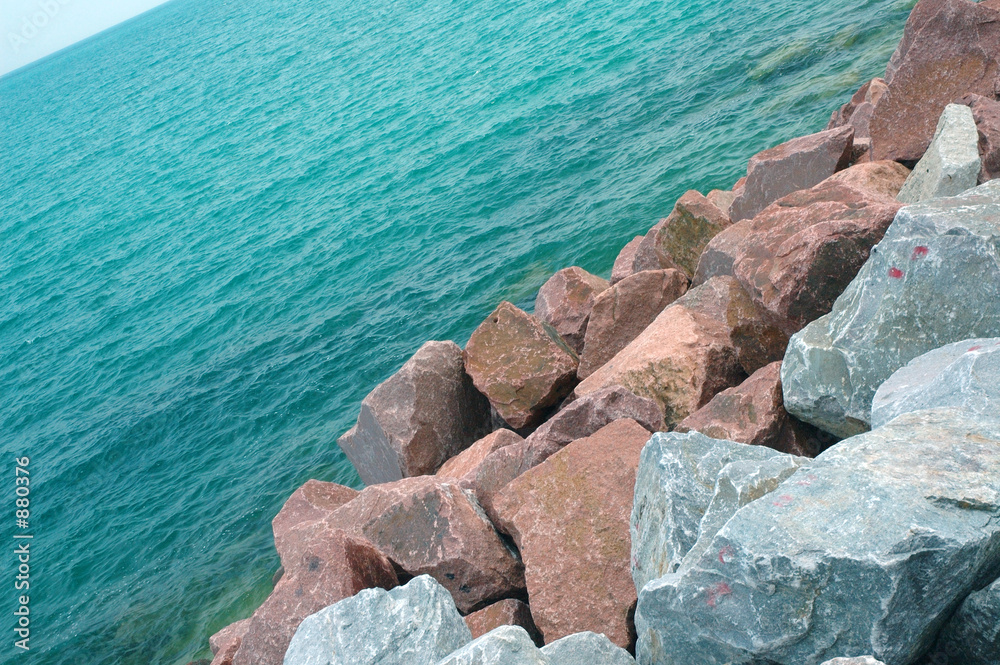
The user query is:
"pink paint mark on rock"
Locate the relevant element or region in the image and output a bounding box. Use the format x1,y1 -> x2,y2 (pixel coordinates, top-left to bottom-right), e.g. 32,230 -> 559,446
888,267 -> 904,279
706,582 -> 733,608
969,346 -> 983,352
795,473 -> 818,487
718,546 -> 734,564
772,494 -> 794,508
911,246 -> 929,260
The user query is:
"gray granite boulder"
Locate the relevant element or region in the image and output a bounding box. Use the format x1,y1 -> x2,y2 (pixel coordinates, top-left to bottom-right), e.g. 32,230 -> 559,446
338,341 -> 492,485
897,105 -> 980,204
821,659 -> 886,665
630,431 -> 808,595
540,632 -> 636,665
435,626 -> 548,665
782,181 -> 1000,438
924,576 -> 1000,665
871,338 -> 1000,429
635,408 -> 1000,665
283,575 -> 472,665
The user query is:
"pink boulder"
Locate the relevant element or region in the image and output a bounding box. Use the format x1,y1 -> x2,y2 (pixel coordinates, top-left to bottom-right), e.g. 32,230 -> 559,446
534,267 -> 610,353
272,480 -> 358,556
464,598 -> 541,644
728,126 -> 854,222
464,302 -> 579,430
492,419 -> 652,648
209,618 -> 250,665
653,190 -> 732,278
436,429 -> 525,484
675,362 -> 835,457
610,236 -> 645,285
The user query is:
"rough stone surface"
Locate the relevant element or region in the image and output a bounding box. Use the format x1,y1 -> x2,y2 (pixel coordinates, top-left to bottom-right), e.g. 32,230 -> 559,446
821,659 -> 886,665
924,576 -> 1000,665
897,105 -> 981,204
472,442 -> 536,525
338,341 -> 492,485
653,191 -> 732,278
731,177 -> 904,335
782,181 -> 1000,438
825,160 -> 912,200
729,126 -> 854,222
961,93 -> 1000,184
693,220 -> 753,286
284,575 -> 472,665
829,78 -> 889,148
630,430 -> 807,595
284,477 -> 525,613
578,270 -> 689,379
437,430 -> 525,483
534,267 -> 610,354
676,362 -> 833,457
435,626 -> 548,665
869,0 -> 1000,163
464,599 -> 541,645
635,408 -> 1000,665
232,531 -> 398,665
209,619 -> 250,665
540,631 -> 637,665
272,481 -> 358,556
611,236 -> 645,285
871,338 -> 1000,429
707,189 -> 737,217
574,276 -> 786,425
492,420 -> 652,648
464,302 -> 579,430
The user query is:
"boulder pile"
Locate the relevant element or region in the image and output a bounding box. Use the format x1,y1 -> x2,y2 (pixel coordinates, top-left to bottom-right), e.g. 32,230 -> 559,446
200,1 -> 1000,663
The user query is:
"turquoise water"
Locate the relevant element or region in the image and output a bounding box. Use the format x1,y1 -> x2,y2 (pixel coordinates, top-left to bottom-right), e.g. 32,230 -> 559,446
0,0 -> 912,662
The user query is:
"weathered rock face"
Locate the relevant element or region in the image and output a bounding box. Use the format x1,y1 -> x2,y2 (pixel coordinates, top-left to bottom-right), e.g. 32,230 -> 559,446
635,408 -> 1000,665
472,442 -> 536,525
897,105 -> 981,204
693,220 -> 753,286
924,576 -> 1000,665
534,267 -> 610,354
284,575 -> 472,665
731,178 -> 904,335
574,277 -> 783,426
868,0 -> 1000,163
829,78 -> 889,151
611,236 -> 645,285
464,599 -> 541,645
961,93 -> 1000,183
492,420 -> 652,648
437,429 -> 525,484
338,341 -> 492,485
630,430 -> 807,595
435,626 -> 548,665
539,631 -> 637,665
577,270 -> 689,379
871,338 -> 1000,430
464,302 -> 579,430
272,481 -> 358,556
824,160 -> 912,200
676,362 -> 833,457
652,191 -> 732,278
707,189 -> 737,217
232,530 -> 398,665
284,477 -> 526,613
523,385 -> 663,463
729,126 -> 854,223
209,619 -> 250,665
782,181 -> 1000,438
821,659 -> 887,665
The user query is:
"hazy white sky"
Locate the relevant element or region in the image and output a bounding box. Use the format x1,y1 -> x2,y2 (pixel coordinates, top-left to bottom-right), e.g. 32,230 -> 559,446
1,0 -> 171,76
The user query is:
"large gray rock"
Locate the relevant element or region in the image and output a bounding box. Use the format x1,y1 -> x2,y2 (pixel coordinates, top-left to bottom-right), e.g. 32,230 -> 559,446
897,105 -> 981,204
540,632 -> 636,665
871,338 -> 1000,429
435,626 -> 548,665
924,576 -> 1000,665
821,659 -> 886,665
630,431 -> 807,595
635,408 -> 1000,665
782,181 -> 1000,438
283,575 -> 472,665
338,341 -> 492,485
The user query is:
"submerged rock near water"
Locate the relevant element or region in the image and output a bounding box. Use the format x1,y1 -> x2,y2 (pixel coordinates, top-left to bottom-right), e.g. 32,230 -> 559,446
338,340 -> 492,485
283,575 -> 472,665
464,302 -> 579,430
635,408 -> 1000,665
897,104 -> 980,204
782,180 -> 1000,438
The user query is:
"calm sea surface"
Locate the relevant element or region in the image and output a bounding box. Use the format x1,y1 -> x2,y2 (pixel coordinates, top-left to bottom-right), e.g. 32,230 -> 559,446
0,0 -> 912,661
